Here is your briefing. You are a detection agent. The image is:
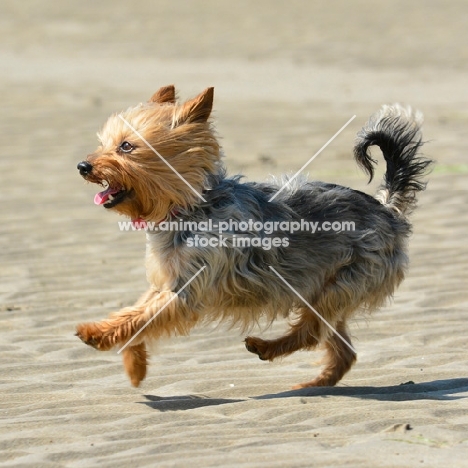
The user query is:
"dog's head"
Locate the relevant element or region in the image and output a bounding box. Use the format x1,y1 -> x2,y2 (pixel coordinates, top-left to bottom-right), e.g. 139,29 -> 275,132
77,85 -> 220,221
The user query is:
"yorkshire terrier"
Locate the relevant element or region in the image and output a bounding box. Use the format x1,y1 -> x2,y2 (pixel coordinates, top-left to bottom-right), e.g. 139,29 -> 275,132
76,85 -> 431,389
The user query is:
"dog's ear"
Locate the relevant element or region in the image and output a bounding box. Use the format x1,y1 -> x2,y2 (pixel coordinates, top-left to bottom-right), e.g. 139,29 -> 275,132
176,87 -> 214,124
149,85 -> 176,104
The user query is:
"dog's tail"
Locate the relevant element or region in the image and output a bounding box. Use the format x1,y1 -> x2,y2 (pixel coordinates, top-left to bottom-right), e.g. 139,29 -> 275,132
354,104 -> 432,215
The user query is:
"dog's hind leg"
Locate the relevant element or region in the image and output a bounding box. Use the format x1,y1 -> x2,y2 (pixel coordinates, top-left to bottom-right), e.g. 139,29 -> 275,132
245,308 -> 357,388
245,307 -> 321,361
292,320 -> 356,389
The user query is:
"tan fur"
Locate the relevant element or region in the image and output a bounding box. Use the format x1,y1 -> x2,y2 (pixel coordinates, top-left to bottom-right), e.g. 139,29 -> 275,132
76,87 -> 428,389
86,88 -> 219,222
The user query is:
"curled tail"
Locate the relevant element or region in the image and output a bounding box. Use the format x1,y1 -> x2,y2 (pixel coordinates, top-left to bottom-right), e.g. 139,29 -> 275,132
354,104 -> 432,215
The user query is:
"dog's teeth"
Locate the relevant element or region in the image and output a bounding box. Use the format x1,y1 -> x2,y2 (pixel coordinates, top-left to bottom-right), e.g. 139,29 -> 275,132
108,194 -> 114,201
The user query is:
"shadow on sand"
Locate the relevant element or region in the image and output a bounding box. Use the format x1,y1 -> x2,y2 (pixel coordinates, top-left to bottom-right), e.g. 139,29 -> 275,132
140,377 -> 468,412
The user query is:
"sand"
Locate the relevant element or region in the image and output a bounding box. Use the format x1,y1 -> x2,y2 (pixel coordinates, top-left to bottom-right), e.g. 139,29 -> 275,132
1,1 -> 468,466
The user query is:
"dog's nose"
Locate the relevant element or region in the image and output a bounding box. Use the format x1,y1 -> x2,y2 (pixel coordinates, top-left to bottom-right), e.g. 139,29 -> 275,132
77,161 -> 93,176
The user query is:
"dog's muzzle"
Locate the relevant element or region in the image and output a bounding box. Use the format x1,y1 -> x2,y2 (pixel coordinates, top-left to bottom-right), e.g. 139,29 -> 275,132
77,161 -> 93,177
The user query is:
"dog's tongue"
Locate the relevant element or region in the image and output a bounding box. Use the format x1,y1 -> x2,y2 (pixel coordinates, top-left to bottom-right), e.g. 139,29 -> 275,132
94,187 -> 120,205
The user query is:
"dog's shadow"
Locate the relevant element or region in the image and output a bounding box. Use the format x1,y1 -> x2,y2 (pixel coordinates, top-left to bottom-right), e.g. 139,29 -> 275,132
140,378 -> 468,412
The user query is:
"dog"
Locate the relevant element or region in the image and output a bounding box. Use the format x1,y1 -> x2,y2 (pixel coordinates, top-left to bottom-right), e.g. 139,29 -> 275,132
76,85 -> 431,389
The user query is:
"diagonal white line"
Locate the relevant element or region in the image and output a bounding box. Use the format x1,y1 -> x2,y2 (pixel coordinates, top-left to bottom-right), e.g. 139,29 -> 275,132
118,114 -> 207,203
268,266 -> 357,354
117,265 -> 206,353
268,115 -> 356,202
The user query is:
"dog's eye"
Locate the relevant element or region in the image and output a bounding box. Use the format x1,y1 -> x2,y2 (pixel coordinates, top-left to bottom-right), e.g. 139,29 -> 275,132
119,141 -> 134,153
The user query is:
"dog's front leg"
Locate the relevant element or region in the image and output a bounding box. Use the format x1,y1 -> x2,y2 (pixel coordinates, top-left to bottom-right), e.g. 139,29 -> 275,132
76,288 -> 199,386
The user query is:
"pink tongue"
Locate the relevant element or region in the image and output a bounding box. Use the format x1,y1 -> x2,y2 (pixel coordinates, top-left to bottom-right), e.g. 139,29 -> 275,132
94,187 -> 121,205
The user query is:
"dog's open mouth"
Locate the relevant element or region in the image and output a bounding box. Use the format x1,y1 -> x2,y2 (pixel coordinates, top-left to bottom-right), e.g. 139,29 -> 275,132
94,184 -> 128,209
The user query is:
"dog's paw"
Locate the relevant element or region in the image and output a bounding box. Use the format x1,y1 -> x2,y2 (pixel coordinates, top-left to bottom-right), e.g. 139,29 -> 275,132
122,343 -> 148,387
244,336 -> 270,361
75,322 -> 113,351
291,376 -> 336,390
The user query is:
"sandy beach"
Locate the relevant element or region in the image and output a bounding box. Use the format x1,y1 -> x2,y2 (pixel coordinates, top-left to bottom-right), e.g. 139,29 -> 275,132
1,1 -> 468,466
